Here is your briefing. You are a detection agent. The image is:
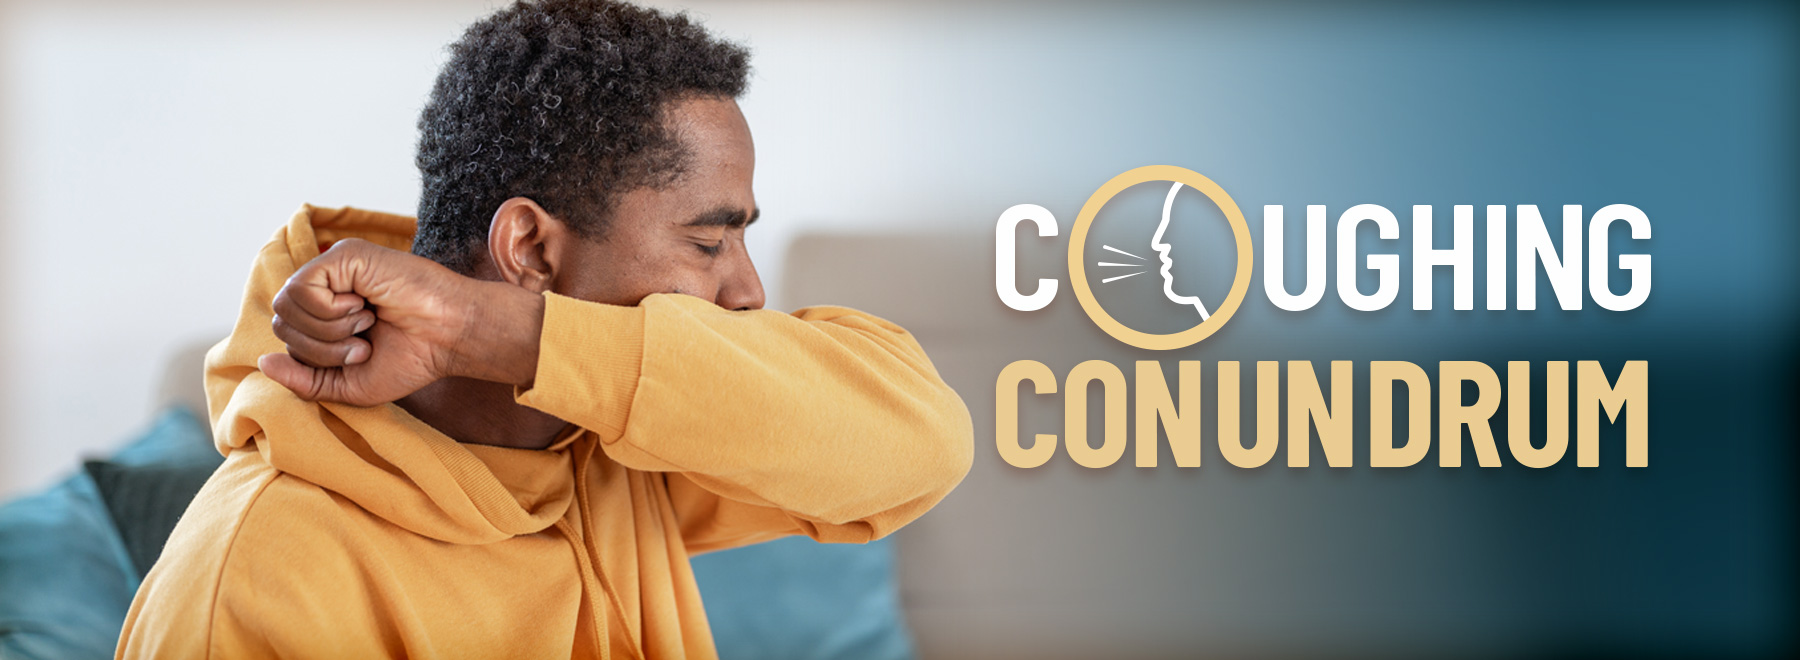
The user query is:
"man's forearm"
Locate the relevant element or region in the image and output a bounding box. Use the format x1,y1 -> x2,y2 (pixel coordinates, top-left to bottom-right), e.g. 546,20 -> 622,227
513,293 -> 973,534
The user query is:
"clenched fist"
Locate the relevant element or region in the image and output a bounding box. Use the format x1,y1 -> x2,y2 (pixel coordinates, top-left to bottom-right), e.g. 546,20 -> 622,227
260,238 -> 544,406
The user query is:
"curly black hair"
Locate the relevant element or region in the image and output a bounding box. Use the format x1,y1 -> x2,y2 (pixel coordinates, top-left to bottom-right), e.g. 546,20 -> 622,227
412,0 -> 750,273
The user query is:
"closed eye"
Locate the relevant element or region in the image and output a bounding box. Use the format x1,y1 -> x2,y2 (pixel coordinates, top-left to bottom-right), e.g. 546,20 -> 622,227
695,241 -> 723,257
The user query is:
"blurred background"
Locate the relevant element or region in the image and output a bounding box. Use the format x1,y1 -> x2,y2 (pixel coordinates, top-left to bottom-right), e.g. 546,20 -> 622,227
1,0 -> 1795,658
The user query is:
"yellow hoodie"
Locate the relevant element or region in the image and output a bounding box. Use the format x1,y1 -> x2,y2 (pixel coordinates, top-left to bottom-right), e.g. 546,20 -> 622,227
116,206 -> 973,659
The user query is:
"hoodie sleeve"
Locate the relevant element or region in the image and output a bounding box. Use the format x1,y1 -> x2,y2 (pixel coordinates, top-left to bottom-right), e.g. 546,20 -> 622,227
514,292 -> 973,547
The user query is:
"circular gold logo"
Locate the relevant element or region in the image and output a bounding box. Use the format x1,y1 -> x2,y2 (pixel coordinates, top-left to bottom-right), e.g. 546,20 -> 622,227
1066,165 -> 1254,350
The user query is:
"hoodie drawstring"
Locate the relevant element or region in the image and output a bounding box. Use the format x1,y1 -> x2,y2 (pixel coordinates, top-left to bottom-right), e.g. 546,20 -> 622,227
554,518 -> 612,660
559,434 -> 644,660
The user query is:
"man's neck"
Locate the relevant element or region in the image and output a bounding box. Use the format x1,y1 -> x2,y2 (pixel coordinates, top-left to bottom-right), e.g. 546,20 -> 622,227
396,377 -> 571,450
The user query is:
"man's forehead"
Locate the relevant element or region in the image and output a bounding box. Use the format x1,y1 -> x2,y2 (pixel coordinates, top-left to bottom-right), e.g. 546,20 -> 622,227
666,97 -> 753,160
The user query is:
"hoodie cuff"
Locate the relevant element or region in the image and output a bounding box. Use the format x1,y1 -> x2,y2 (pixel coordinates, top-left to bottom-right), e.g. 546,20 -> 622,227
514,292 -> 644,442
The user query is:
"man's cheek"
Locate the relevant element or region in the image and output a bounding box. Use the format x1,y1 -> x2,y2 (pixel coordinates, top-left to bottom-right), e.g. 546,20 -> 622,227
663,277 -> 720,303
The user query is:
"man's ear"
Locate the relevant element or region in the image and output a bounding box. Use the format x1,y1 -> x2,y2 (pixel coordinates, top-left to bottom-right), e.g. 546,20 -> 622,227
485,197 -> 572,293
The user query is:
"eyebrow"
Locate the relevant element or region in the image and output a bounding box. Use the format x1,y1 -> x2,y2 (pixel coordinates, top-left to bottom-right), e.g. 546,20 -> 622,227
683,206 -> 759,229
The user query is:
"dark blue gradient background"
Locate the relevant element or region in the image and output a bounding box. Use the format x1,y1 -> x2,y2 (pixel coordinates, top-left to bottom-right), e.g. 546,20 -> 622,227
854,1 -> 1799,657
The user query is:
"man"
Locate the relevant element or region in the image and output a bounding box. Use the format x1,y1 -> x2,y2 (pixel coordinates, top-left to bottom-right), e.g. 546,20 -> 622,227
116,1 -> 973,658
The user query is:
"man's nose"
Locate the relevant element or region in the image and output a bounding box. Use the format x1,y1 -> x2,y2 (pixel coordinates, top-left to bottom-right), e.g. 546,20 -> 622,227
716,247 -> 765,311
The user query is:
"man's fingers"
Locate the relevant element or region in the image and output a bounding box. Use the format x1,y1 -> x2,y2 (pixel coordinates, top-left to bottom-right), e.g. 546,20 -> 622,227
272,308 -> 376,344
275,273 -> 367,322
272,318 -> 373,367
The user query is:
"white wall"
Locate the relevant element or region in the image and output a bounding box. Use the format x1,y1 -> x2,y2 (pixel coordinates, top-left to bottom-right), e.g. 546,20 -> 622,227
0,1 -> 486,496
0,0 -> 1283,496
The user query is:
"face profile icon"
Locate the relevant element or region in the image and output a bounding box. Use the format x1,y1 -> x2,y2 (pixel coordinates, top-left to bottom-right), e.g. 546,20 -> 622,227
1149,182 -> 1211,320
1066,165 -> 1254,350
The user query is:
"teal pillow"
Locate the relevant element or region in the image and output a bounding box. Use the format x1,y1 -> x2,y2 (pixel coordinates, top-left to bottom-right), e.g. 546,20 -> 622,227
0,471 -> 138,660
0,408 -> 217,660
104,407 -> 220,469
81,407 -> 224,579
691,536 -> 915,660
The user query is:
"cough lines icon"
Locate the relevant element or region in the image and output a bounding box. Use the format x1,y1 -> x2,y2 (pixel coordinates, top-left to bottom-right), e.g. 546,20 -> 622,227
1095,244 -> 1148,283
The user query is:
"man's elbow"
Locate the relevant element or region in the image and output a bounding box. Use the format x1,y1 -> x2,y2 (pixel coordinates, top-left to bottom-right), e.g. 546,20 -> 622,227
821,387 -> 973,535
837,401 -> 972,543
921,389 -> 975,493
882,386 -> 975,517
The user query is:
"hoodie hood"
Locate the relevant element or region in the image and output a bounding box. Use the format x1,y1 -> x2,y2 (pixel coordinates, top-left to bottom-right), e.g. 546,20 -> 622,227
204,204 -> 576,544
